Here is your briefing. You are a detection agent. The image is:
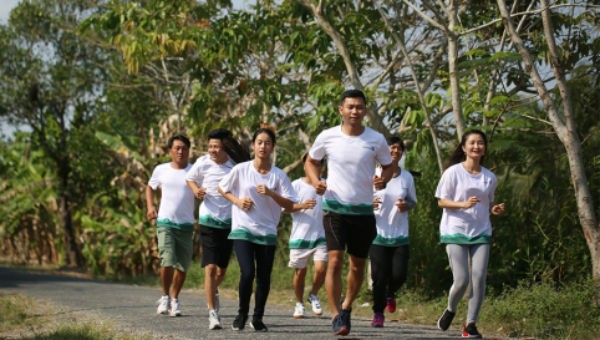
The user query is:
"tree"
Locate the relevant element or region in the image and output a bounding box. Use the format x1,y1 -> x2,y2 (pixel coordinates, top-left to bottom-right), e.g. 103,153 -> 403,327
0,0 -> 110,267
495,0 -> 600,293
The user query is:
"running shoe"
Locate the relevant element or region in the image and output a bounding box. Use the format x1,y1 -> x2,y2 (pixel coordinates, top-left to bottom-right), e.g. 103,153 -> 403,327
156,295 -> 169,315
371,312 -> 384,328
293,302 -> 305,319
385,296 -> 397,313
250,318 -> 268,332
232,314 -> 248,331
437,309 -> 455,331
169,298 -> 182,317
208,310 -> 221,330
308,293 -> 323,315
462,323 -> 482,338
331,313 -> 348,336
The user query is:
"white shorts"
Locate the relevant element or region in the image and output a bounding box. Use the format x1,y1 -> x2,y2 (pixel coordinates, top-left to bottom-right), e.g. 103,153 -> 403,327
288,244 -> 328,269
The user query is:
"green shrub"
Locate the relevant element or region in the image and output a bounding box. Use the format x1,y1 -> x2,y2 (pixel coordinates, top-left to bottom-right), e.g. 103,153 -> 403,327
484,279 -> 600,339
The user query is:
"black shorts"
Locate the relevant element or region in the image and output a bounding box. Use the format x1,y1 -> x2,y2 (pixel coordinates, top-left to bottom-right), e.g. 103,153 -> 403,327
199,225 -> 233,268
323,211 -> 376,259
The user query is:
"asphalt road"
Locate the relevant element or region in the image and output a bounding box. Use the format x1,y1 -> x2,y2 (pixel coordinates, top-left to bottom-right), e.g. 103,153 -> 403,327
0,266 -> 468,339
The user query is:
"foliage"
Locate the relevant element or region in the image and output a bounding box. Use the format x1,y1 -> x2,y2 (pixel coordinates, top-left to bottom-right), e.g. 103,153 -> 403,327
484,279 -> 600,339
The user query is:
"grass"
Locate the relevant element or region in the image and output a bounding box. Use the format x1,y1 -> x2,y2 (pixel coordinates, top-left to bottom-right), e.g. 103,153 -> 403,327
0,293 -> 151,340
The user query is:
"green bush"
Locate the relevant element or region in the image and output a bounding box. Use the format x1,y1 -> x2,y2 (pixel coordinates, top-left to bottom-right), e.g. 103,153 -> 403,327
484,279 -> 600,339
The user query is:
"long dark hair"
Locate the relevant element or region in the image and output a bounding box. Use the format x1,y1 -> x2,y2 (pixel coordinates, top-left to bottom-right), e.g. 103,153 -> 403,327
207,128 -> 250,164
446,129 -> 487,168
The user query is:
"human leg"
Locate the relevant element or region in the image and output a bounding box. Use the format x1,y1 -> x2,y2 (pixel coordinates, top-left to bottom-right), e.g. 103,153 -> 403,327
253,244 -> 276,320
342,254 -> 366,310
369,244 -> 391,314
437,243 -> 469,331
325,250 -> 344,316
233,240 -> 255,318
388,245 -> 409,297
294,268 -> 308,303
466,243 -> 489,324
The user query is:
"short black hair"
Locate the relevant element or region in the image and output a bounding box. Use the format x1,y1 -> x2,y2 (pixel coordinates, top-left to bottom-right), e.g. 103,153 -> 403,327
252,128 -> 277,145
167,134 -> 190,149
339,89 -> 367,106
387,136 -> 405,151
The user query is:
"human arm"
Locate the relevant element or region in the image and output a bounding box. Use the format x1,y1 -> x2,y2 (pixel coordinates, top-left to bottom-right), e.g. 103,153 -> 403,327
437,197 -> 480,209
284,198 -> 316,213
218,185 -> 254,211
145,185 -> 158,221
186,180 -> 206,200
305,155 -> 327,195
256,184 -> 295,211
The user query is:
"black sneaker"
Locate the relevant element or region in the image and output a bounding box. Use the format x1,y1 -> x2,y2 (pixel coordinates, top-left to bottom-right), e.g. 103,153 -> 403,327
249,318 -> 268,332
462,323 -> 482,338
340,308 -> 352,333
437,309 -> 455,331
232,314 -> 248,331
331,313 -> 348,336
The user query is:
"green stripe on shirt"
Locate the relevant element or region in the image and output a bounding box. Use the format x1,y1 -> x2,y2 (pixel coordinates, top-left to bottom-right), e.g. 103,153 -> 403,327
228,228 -> 277,246
372,234 -> 409,247
156,218 -> 195,232
323,199 -> 374,215
199,214 -> 231,230
440,233 -> 491,244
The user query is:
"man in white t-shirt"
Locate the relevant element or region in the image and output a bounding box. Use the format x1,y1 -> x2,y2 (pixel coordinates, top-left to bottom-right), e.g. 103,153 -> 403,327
145,134 -> 195,317
305,89 -> 393,336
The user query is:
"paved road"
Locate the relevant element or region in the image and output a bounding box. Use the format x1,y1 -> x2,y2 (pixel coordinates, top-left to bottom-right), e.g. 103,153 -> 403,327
0,266 -> 467,339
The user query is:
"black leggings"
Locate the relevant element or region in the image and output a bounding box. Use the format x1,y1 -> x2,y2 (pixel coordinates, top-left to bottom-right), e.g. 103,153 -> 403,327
233,240 -> 276,319
369,244 -> 409,313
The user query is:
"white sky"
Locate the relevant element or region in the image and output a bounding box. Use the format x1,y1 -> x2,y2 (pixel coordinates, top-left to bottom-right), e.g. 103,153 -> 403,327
0,0 -> 19,23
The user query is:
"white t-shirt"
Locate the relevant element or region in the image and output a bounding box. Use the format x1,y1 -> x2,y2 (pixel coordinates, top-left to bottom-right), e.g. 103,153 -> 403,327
435,163 -> 497,244
289,178 -> 326,249
373,168 -> 416,246
186,154 -> 235,229
148,162 -> 195,231
218,161 -> 296,245
309,125 -> 392,215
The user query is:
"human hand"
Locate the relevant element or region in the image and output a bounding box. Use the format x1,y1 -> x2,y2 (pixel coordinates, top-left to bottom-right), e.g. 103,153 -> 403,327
302,198 -> 316,210
194,186 -> 206,200
314,180 -> 327,195
373,175 -> 385,190
146,207 -> 157,221
373,196 -> 381,210
491,203 -> 505,215
396,198 -> 408,212
256,184 -> 271,196
238,197 -> 254,211
463,196 -> 480,208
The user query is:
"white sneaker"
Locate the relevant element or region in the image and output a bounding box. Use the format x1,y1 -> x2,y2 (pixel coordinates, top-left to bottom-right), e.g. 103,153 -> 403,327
208,310 -> 222,330
308,293 -> 323,315
169,298 -> 182,317
293,302 -> 304,319
156,295 -> 169,315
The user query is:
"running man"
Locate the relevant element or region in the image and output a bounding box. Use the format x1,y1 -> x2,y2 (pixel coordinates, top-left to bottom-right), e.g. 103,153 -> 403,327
146,134 -> 195,317
305,89 -> 393,336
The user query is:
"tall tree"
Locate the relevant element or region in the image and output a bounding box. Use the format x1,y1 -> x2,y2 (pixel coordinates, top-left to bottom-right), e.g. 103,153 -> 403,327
496,0 -> 600,292
0,0 -> 108,267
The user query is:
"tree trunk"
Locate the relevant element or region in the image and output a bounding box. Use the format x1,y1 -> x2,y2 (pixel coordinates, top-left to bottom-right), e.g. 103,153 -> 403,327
447,0 -> 465,140
497,0 -> 600,302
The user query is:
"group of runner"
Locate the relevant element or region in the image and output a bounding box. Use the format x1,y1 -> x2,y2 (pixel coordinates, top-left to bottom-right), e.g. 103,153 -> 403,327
145,89 -> 505,338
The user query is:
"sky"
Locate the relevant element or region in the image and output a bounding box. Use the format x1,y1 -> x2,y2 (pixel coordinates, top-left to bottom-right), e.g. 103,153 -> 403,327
0,0 -> 19,23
